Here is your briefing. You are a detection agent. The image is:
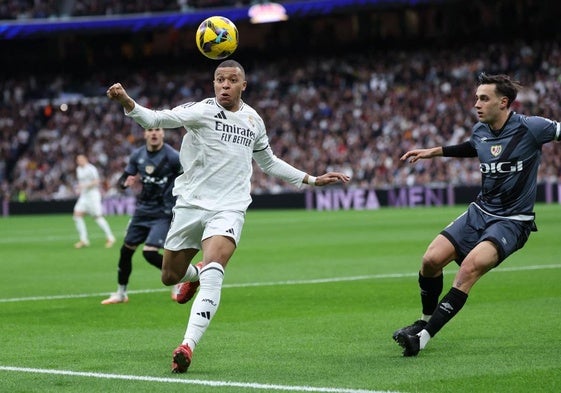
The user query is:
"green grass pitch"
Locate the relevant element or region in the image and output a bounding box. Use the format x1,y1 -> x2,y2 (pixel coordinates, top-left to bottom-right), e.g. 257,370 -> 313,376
0,204 -> 560,392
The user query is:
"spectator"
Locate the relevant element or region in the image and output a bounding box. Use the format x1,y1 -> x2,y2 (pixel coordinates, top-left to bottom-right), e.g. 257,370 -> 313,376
3,40 -> 561,200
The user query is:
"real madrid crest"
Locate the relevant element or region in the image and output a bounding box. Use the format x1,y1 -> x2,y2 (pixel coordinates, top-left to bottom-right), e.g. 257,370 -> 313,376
490,145 -> 502,157
145,165 -> 155,175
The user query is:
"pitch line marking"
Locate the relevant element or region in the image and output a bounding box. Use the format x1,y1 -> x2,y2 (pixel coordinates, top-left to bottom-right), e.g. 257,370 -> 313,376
0,264 -> 560,304
0,366 -> 399,393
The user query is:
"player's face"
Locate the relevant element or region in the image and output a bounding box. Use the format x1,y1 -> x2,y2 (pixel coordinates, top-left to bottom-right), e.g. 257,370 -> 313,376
474,84 -> 508,129
144,128 -> 164,151
214,66 -> 246,112
76,155 -> 87,166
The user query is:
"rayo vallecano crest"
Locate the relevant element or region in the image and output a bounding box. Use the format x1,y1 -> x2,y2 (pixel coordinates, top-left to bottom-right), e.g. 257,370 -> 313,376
490,145 -> 502,157
145,165 -> 155,175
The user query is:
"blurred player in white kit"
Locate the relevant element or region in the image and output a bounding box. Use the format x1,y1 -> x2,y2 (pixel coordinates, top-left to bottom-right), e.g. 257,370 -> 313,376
73,154 -> 115,249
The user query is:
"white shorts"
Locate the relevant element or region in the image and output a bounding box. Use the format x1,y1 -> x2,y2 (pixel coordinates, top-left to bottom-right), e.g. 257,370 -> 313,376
74,193 -> 103,217
164,205 -> 245,251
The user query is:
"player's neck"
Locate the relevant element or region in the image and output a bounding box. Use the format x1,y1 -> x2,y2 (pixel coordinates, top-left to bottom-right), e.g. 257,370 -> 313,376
488,111 -> 512,132
147,143 -> 163,152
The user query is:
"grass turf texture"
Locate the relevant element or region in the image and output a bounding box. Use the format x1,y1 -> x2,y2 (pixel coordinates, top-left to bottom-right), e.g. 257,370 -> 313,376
0,204 -> 560,393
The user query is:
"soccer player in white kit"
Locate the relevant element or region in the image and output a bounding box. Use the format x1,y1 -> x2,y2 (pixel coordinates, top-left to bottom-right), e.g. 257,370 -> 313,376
73,154 -> 116,248
107,59 -> 350,373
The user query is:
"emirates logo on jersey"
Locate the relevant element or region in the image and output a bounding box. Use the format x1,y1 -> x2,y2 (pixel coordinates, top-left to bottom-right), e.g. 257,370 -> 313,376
490,145 -> 502,157
145,165 -> 155,174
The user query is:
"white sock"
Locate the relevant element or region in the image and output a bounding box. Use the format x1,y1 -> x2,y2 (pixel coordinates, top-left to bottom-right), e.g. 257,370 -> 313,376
180,263 -> 200,283
182,262 -> 224,350
117,284 -> 127,296
418,329 -> 431,349
95,217 -> 115,241
421,314 -> 431,322
73,216 -> 88,242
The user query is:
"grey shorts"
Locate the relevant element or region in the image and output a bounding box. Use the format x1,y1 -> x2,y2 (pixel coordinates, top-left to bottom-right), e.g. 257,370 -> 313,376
124,216 -> 172,248
441,203 -> 533,265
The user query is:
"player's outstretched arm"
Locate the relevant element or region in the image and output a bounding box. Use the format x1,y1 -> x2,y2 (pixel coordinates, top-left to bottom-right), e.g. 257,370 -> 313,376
400,147 -> 443,163
106,83 -> 136,113
306,172 -> 351,186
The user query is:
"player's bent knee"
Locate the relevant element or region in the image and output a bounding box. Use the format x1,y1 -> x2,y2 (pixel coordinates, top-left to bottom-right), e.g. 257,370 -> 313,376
421,252 -> 447,275
161,270 -> 179,286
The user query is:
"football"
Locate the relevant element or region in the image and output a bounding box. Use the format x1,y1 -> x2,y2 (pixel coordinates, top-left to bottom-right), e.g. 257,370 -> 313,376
195,16 -> 239,60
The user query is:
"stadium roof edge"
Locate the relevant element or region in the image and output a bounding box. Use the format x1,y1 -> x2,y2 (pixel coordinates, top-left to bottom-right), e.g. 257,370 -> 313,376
0,0 -> 445,39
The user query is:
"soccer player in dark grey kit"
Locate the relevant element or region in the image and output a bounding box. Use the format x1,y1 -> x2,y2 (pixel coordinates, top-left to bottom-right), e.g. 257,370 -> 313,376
393,73 -> 560,356
102,127 -> 182,304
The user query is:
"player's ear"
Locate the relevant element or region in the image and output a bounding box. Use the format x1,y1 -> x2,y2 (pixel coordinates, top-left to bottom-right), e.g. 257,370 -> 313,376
241,80 -> 247,91
499,96 -> 508,109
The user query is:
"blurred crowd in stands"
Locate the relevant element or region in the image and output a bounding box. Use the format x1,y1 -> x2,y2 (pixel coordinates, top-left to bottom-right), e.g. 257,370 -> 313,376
1,37 -> 561,202
0,0 -> 247,19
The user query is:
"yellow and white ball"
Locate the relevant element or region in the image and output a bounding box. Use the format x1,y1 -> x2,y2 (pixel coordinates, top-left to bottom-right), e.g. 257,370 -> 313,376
195,16 -> 239,60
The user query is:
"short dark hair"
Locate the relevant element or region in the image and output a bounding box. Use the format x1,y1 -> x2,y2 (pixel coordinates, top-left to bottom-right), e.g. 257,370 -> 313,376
216,59 -> 245,77
478,73 -> 522,108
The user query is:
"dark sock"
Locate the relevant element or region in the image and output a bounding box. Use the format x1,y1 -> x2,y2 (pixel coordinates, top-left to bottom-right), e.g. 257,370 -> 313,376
419,272 -> 443,316
143,250 -> 163,270
118,245 -> 135,285
425,287 -> 468,337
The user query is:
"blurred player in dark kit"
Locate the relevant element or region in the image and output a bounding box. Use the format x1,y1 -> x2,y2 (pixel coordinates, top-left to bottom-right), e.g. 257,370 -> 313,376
101,127 -> 182,304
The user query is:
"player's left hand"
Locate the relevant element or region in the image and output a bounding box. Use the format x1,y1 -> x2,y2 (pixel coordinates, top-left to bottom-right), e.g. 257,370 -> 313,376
315,172 -> 351,186
123,175 -> 138,188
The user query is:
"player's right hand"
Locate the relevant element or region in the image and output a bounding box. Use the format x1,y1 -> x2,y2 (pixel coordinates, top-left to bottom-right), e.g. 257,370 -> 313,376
106,83 -> 135,112
106,83 -> 126,100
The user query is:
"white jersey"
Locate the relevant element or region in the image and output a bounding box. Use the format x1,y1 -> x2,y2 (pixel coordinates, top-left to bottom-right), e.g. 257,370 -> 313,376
74,162 -> 103,216
127,98 -> 306,211
76,163 -> 101,199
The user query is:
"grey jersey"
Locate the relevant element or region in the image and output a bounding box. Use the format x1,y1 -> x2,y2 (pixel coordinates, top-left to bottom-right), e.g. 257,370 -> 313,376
125,143 -> 182,218
470,112 -> 561,217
